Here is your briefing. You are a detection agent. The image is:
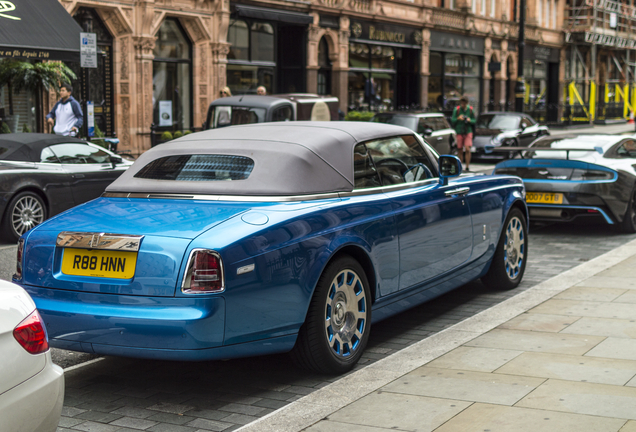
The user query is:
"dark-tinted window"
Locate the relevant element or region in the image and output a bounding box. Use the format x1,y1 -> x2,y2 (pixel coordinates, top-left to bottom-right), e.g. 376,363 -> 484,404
50,144 -> 111,164
272,106 -> 293,122
353,143 -> 381,189
365,135 -> 436,185
135,155 -> 254,181
616,140 -> 636,158
209,106 -> 267,128
476,114 -> 520,131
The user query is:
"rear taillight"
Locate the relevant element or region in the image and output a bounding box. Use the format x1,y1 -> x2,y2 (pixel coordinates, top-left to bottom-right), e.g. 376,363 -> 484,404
13,310 -> 49,354
182,249 -> 224,294
13,238 -> 24,280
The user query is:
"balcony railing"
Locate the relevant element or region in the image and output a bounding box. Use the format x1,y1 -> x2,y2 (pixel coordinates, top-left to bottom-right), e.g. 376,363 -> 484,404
431,8 -> 465,30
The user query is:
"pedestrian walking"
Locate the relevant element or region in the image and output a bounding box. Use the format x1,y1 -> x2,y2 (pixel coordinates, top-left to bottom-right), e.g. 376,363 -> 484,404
450,96 -> 476,171
46,83 -> 83,136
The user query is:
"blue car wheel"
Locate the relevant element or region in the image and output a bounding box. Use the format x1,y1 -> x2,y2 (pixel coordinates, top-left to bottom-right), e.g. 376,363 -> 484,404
291,255 -> 371,374
481,207 -> 527,290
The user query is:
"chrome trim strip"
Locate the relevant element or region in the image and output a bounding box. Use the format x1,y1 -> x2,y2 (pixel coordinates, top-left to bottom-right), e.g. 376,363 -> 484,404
181,248 -> 226,294
56,232 -> 144,252
103,191 -> 342,202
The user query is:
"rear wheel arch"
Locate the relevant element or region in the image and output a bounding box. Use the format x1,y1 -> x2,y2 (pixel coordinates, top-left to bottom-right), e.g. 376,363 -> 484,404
326,245 -> 378,306
7,186 -> 50,213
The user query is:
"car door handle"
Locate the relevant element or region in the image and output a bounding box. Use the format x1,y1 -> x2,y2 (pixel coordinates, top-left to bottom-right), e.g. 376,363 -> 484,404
72,174 -> 85,179
445,187 -> 470,197
437,137 -> 442,140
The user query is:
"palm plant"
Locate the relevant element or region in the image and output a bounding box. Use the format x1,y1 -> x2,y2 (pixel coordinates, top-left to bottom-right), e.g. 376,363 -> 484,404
0,59 -> 77,131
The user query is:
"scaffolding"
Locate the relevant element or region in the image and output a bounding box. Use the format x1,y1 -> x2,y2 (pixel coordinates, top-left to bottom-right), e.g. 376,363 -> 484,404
565,0 -> 636,123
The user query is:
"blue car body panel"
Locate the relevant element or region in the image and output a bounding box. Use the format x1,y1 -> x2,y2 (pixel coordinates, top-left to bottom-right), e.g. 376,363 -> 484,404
18,174 -> 526,361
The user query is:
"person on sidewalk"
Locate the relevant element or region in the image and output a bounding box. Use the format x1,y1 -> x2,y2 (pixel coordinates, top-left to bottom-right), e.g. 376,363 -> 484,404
46,84 -> 83,136
256,86 -> 267,96
450,96 -> 476,172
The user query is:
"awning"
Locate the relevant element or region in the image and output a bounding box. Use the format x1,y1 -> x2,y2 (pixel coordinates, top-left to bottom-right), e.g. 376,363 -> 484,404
233,5 -> 314,25
0,0 -> 82,62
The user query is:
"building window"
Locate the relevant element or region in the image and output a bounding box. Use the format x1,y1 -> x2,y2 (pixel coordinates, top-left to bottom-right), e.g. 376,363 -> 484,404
524,59 -> 547,110
481,0 -> 486,15
348,43 -> 396,111
428,52 -> 482,115
490,0 -> 496,17
317,38 -> 331,95
227,19 -> 276,95
153,19 -> 192,131
537,0 -> 543,26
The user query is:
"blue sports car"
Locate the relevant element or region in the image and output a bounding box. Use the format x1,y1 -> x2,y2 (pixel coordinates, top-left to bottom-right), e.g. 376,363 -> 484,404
493,134 -> 636,232
14,122 -> 528,374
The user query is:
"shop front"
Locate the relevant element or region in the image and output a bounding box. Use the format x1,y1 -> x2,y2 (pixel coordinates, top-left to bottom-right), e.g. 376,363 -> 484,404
428,31 -> 484,117
226,4 -> 313,95
0,0 -> 81,133
524,45 -> 560,123
348,20 -> 421,111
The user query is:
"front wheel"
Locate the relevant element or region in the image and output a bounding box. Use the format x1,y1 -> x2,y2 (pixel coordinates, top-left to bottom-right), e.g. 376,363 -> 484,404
481,207 -> 527,290
619,187 -> 636,234
291,256 -> 371,374
1,191 -> 47,242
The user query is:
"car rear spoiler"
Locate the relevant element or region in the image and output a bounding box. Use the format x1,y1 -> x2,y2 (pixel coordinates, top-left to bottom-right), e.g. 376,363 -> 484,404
491,146 -> 604,160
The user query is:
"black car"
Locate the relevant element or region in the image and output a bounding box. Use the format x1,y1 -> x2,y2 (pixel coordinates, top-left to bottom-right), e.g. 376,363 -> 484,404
371,112 -> 457,155
472,112 -> 550,158
0,134 -> 132,241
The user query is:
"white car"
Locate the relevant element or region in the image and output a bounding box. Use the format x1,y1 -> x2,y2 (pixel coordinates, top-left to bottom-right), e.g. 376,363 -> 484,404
0,278 -> 64,432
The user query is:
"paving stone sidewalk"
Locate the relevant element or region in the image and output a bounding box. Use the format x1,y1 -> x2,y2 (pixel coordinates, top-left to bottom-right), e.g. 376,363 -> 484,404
241,238 -> 636,432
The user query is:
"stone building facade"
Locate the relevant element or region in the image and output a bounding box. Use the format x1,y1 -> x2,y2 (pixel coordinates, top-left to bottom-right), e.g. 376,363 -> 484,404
56,0 -> 565,155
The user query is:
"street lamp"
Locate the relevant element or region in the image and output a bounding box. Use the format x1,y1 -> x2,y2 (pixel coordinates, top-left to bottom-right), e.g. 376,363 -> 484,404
515,0 -> 526,112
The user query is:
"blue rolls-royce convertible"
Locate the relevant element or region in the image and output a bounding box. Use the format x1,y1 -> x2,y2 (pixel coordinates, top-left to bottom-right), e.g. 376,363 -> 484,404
14,122 -> 528,374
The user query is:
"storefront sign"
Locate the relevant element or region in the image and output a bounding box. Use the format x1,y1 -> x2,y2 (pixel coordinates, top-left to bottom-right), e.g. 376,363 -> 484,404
525,45 -> 559,63
87,101 -> 95,137
80,32 -> 97,68
159,101 -> 173,127
430,31 -> 485,54
350,21 -> 422,47
0,2 -> 20,20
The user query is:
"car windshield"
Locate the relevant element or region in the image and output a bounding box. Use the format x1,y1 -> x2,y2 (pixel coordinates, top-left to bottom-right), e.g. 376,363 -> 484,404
210,106 -> 267,128
371,115 -> 417,132
476,114 -> 520,131
134,154 -> 255,181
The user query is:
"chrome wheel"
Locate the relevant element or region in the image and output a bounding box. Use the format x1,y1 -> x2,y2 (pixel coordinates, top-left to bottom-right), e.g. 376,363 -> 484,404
324,269 -> 367,358
504,216 -> 525,280
11,194 -> 44,236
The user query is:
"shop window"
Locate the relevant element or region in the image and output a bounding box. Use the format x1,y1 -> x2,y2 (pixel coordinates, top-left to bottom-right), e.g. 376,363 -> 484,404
348,42 -> 396,111
428,51 -> 482,114
251,23 -> 274,63
153,19 -> 192,131
228,20 -> 249,61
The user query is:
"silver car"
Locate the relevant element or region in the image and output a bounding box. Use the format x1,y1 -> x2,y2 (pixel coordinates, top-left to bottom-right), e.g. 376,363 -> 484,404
0,279 -> 64,432
371,112 -> 457,155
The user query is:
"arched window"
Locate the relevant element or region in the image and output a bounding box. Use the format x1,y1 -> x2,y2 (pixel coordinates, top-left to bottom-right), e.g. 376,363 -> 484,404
228,20 -> 249,61
153,19 -> 192,131
317,38 -> 331,95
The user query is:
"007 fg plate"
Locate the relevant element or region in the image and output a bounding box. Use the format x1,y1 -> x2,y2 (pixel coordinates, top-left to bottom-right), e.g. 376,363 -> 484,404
525,192 -> 564,204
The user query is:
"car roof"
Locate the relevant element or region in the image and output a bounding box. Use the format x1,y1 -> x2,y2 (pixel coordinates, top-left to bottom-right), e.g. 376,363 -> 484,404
533,134 -> 624,149
374,112 -> 444,117
208,95 -> 292,109
107,122 -> 415,197
0,133 -> 88,162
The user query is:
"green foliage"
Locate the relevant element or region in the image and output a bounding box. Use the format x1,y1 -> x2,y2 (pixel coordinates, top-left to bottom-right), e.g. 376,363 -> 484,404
160,131 -> 173,141
93,123 -> 105,138
21,123 -> 31,133
0,122 -> 10,134
173,131 -> 184,139
183,130 -> 192,135
0,59 -> 77,94
344,111 -> 374,122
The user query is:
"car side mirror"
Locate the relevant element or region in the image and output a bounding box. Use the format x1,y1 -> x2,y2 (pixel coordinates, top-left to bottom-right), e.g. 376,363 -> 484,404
421,128 -> 433,137
439,155 -> 462,186
110,155 -> 123,166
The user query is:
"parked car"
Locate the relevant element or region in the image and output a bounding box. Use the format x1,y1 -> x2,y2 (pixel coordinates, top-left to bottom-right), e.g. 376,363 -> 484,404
493,134 -> 636,232
371,112 -> 456,155
472,112 -> 549,158
16,122 -> 527,374
0,133 -> 133,242
204,94 -> 339,129
0,280 -> 64,432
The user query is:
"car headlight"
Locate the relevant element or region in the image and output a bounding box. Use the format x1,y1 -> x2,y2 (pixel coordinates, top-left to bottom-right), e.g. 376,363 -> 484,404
491,135 -> 503,145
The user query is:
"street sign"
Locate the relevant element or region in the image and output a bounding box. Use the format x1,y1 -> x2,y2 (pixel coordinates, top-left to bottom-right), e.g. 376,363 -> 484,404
80,32 -> 97,68
87,101 -> 95,137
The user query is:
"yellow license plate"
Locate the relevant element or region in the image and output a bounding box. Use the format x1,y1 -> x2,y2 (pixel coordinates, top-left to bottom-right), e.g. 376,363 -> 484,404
526,192 -> 564,204
61,249 -> 137,279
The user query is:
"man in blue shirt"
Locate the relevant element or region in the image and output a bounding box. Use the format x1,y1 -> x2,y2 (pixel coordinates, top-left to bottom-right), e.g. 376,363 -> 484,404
46,84 -> 83,136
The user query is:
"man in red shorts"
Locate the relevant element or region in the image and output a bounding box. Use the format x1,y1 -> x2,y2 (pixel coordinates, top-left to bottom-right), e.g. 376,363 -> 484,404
450,96 -> 476,171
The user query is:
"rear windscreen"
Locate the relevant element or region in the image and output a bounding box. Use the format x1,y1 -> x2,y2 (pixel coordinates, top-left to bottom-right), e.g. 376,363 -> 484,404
134,155 -> 255,181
